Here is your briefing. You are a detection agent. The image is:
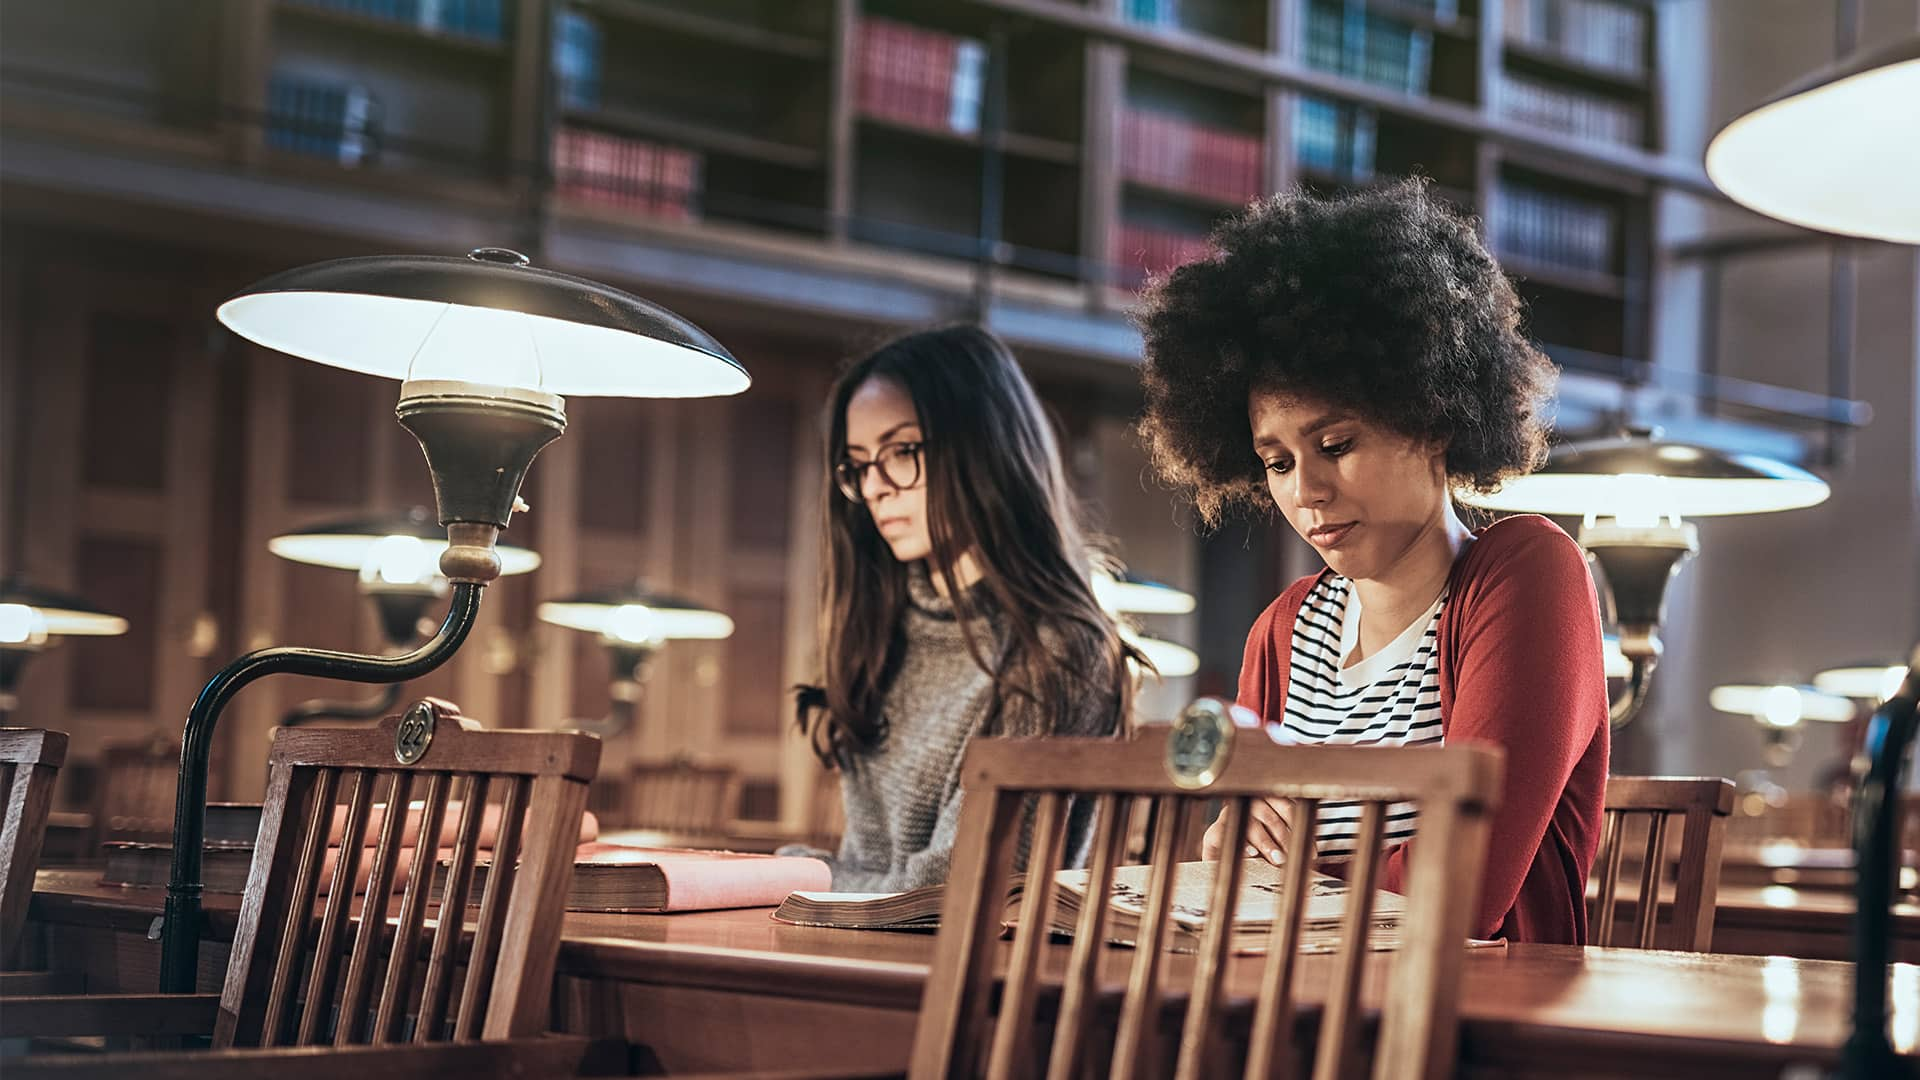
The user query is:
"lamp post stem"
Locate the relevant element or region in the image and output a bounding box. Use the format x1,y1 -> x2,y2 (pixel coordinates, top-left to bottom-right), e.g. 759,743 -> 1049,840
1842,653 -> 1920,1079
158,582 -> 484,994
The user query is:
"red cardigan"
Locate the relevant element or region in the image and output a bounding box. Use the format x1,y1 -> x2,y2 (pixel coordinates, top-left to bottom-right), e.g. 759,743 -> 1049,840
1237,514 -> 1610,944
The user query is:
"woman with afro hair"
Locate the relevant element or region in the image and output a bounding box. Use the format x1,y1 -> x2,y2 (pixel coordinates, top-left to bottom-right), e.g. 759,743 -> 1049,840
1137,179 -> 1609,945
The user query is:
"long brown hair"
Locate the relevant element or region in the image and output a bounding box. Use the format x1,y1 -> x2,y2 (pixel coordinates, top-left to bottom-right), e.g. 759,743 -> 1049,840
796,325 -> 1143,768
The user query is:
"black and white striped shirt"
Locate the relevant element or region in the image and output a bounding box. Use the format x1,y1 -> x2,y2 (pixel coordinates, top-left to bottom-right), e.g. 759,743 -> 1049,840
1281,575 -> 1446,858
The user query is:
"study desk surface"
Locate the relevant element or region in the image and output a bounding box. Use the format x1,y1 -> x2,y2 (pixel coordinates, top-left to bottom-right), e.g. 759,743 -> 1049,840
27,869 -> 1920,1076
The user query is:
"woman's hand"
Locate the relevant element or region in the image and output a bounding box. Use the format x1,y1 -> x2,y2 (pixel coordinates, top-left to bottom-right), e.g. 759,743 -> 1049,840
1201,796 -> 1316,867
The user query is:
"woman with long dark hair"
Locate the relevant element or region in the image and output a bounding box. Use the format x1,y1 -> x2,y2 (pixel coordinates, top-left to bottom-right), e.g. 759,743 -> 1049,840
793,324 -> 1139,891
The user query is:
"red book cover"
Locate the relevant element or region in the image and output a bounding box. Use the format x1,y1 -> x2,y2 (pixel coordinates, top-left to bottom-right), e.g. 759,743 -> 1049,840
522,842 -> 833,913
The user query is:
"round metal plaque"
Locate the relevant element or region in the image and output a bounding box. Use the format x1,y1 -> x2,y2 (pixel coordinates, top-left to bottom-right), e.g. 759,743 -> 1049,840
394,701 -> 437,765
1166,697 -> 1236,790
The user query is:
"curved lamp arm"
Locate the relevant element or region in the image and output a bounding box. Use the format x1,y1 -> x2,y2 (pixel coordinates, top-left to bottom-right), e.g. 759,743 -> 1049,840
159,582 -> 483,994
1843,644 -> 1920,1078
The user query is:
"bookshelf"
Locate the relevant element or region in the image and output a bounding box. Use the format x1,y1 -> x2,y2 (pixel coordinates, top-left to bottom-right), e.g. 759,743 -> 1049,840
1,0 -> 1677,431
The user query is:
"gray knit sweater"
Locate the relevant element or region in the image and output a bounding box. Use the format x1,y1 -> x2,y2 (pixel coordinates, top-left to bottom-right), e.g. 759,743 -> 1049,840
816,567 -> 1117,892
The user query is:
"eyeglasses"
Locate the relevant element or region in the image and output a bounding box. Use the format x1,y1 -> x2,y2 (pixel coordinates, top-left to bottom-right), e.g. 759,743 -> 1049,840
835,442 -> 923,503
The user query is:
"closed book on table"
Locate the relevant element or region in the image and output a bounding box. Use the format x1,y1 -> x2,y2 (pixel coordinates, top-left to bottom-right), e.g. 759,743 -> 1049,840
450,842 -> 833,913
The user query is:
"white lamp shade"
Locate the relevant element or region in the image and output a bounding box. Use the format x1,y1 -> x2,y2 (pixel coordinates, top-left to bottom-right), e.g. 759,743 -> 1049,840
1459,434 -> 1830,519
269,510 -> 542,578
1705,38 -> 1920,243
1710,683 -> 1855,727
1092,570 -> 1197,615
1122,628 -> 1200,678
1813,664 -> 1907,704
538,583 -> 734,644
0,580 -> 129,638
217,251 -> 751,398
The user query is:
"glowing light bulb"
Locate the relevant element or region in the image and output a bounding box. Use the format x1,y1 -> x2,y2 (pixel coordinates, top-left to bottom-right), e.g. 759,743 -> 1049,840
605,604 -> 659,645
1759,685 -> 1802,729
0,604 -> 49,647
358,534 -> 438,588
402,304 -> 545,391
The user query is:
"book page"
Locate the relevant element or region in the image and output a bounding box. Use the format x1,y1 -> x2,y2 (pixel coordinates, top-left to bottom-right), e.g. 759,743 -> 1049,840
1053,858 -> 1405,932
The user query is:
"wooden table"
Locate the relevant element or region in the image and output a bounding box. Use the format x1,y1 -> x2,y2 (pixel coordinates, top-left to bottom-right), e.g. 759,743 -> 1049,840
26,870 -> 1920,1077
1591,877 -> 1920,961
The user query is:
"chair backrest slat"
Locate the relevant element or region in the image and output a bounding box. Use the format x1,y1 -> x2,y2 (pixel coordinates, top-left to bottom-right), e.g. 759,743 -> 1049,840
335,770 -> 415,1044
0,728 -> 68,970
372,769 -> 450,1042
455,771 -> 529,1040
1175,795 -> 1251,1080
1313,801 -> 1386,1080
1590,776 -> 1735,951
417,772 -> 489,1042
209,703 -> 598,1050
1046,792 -> 1130,1080
1112,795 -> 1191,1080
913,728 -> 1503,1080
984,791 -> 1068,1079
261,764 -> 341,1045
1244,798 -> 1321,1080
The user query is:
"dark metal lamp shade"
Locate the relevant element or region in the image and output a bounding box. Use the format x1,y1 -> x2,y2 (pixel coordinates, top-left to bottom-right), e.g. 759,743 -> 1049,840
215,248 -> 752,398
1705,35 -> 1920,243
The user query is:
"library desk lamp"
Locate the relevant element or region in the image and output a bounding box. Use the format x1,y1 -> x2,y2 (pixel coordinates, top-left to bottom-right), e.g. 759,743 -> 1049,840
536,582 -> 734,736
1707,32 -> 1920,1078
0,577 -> 129,720
1710,682 -> 1855,770
267,506 -> 540,724
1705,35 -> 1920,243
1457,428 -> 1828,728
159,246 -> 750,993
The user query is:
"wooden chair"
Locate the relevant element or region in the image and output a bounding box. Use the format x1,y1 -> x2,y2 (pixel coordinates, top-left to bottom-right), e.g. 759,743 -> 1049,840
87,733 -> 181,849
2,727 -> 69,972
914,722 -> 1504,1080
628,756 -> 739,836
2,702 -> 617,1077
1590,775 -> 1736,952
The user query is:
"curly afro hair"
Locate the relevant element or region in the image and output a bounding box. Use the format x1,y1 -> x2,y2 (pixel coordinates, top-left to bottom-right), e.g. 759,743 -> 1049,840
1136,178 -> 1557,527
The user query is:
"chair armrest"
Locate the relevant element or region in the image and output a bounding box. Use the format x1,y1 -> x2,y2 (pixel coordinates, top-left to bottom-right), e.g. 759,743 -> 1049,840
8,1034 -> 631,1080
0,993 -> 220,1041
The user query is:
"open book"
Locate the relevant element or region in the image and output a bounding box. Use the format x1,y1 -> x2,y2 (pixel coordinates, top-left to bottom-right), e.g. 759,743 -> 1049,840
774,857 -> 1419,955
1035,858 -> 1407,955
777,858 -> 1502,954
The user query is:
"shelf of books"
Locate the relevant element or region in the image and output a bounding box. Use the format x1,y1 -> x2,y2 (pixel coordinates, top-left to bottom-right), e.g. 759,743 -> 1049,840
1497,0 -> 1651,149
552,0 -> 832,236
1121,0 -> 1270,51
2,0 -> 1671,375
263,0 -> 518,181
849,4 -> 1085,277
